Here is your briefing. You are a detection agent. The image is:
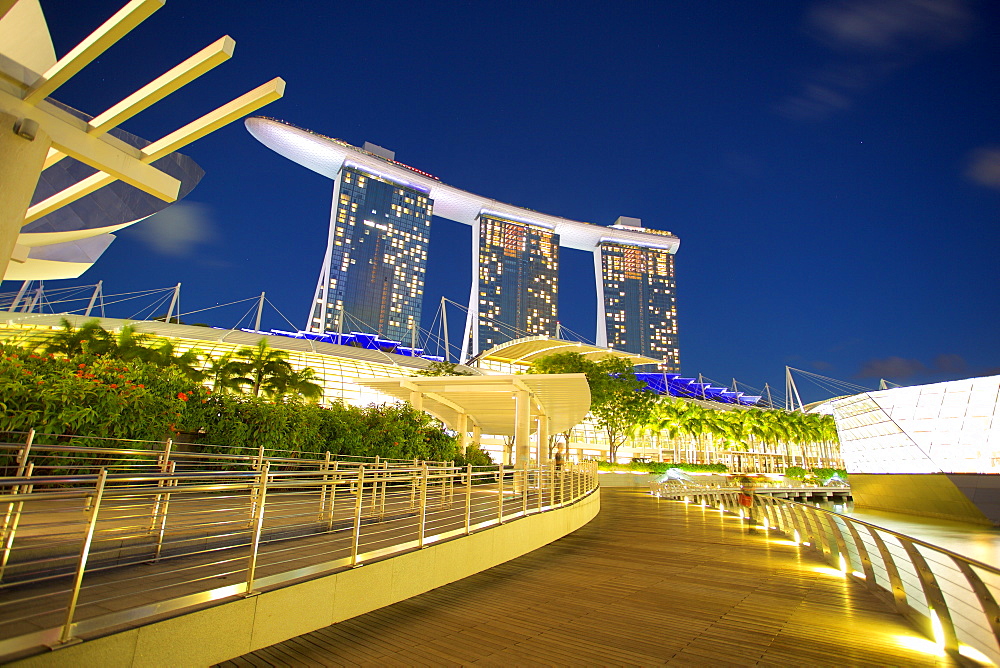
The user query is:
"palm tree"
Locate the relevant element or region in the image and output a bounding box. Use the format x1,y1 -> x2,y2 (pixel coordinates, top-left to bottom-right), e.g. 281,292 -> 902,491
43,318 -> 110,356
147,341 -> 205,382
206,352 -> 243,394
228,339 -> 294,397
266,366 -> 324,403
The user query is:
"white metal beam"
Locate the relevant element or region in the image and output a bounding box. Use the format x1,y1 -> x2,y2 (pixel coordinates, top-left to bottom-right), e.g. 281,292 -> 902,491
2,91 -> 180,201
23,78 -> 286,225
141,77 -> 285,161
43,35 -> 237,169
24,0 -> 164,104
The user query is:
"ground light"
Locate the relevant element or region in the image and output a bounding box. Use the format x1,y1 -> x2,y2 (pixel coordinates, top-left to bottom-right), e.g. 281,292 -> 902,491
930,608 -> 945,649
838,553 -> 849,574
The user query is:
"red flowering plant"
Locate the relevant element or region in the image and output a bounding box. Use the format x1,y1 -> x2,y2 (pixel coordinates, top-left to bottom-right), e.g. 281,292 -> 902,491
0,343 -> 207,458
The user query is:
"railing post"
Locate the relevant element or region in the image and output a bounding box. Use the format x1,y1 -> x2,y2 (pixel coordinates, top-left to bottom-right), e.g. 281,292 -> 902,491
521,467 -> 528,517
318,451 -> 331,522
57,468 -> 108,646
497,465 -> 505,524
371,456 -> 380,514
152,461 -> 177,562
464,464 -> 473,535
560,465 -> 566,506
902,540 -> 959,655
379,461 -> 387,518
953,559 -> 1000,652
409,458 -> 418,508
244,462 -> 270,596
418,463 -> 429,548
449,460 -> 455,506
350,466 -> 365,566
536,466 -> 543,513
148,438 -> 173,534
3,429 -> 35,537
0,461 -> 33,581
548,460 -> 555,509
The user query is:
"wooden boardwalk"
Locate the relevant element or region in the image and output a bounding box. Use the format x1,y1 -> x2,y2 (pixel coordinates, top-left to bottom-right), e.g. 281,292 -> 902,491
219,488 -> 954,667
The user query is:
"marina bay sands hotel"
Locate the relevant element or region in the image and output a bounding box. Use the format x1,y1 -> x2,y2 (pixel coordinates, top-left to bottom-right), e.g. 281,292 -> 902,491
247,118 -> 680,370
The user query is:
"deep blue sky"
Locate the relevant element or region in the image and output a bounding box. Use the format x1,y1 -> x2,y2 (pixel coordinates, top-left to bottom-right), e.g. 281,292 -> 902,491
14,0 -> 1000,404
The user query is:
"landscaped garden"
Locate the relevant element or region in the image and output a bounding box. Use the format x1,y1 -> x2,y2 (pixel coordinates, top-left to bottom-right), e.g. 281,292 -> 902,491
0,319 -> 491,467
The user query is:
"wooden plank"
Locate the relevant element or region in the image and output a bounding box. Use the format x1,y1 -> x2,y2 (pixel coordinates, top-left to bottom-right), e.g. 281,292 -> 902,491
222,488 -> 952,667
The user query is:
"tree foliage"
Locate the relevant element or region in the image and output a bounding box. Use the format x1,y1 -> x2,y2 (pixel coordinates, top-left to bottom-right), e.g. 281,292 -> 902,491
528,352 -> 657,460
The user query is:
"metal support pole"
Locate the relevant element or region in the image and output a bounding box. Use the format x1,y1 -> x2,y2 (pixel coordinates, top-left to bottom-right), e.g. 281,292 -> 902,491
58,468 -> 108,646
549,460 -> 555,509
149,438 -> 172,533
84,281 -> 103,317
244,463 -> 270,596
497,465 -> 505,524
418,463 -> 429,548
253,291 -> 265,332
152,461 -> 176,562
319,451 -> 331,522
522,465 -> 529,517
464,464 -> 473,535
350,466 -> 365,566
371,456 -> 380,514
0,461 -> 33,581
409,458 -> 418,508
536,465 -> 543,513
378,461 -> 387,518
1,429 -> 33,537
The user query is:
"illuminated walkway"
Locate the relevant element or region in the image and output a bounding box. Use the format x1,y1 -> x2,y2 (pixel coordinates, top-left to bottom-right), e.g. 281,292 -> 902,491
220,488 -> 953,667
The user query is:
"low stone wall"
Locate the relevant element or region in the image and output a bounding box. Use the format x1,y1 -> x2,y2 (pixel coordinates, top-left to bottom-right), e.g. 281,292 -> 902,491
12,491 -> 600,668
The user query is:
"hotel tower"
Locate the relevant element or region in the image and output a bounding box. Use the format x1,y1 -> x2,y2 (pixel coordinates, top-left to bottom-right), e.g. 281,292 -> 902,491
247,119 -> 681,371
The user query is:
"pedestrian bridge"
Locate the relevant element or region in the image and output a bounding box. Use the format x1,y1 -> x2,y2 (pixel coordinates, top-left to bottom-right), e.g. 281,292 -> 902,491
1,437 -> 995,666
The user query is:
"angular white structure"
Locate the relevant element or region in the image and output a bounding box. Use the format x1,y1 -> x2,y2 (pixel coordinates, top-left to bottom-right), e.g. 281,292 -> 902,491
831,375 -> 1000,524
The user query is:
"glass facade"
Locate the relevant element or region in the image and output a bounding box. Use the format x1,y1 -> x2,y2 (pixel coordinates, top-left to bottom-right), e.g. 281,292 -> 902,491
476,215 -> 559,351
599,242 -> 679,371
308,166 -> 433,343
832,376 -> 1000,474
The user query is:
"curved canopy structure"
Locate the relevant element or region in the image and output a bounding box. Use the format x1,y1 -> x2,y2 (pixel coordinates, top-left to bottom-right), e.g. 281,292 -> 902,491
245,117 -> 679,253
356,374 -> 591,436
478,335 -> 661,367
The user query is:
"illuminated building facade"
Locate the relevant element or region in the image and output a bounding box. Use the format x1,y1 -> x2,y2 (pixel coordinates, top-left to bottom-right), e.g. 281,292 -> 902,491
307,158 -> 433,343
247,119 -> 682,365
830,374 -> 1000,525
475,214 -> 559,351
595,218 -> 679,371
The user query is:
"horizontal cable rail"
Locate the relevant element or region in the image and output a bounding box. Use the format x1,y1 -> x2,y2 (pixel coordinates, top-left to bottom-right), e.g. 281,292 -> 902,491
0,450 -> 597,661
652,482 -> 1000,666
0,429 -> 451,479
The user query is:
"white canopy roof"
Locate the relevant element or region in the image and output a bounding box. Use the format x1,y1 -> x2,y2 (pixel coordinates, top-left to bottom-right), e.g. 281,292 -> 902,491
356,374 -> 591,436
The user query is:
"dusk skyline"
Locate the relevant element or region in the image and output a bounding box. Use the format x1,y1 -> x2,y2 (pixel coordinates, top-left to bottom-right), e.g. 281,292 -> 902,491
9,0 -> 999,404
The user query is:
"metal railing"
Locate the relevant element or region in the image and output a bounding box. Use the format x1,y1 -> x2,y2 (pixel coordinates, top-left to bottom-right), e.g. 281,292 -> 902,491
652,482 -> 1000,666
0,436 -> 598,661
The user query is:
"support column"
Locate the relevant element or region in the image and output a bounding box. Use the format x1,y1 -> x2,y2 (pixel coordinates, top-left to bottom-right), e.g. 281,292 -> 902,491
456,412 -> 469,454
537,415 -> 549,465
1,112 -> 51,280
409,390 -> 423,413
472,425 -> 481,451
514,390 -> 531,470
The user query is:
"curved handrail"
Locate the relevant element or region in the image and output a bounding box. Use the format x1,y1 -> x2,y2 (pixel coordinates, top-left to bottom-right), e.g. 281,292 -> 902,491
652,483 -> 1000,666
0,460 -> 598,660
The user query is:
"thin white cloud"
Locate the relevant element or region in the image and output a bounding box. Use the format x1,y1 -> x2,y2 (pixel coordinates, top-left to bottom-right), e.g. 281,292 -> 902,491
127,201 -> 218,257
965,147 -> 1000,190
778,0 -> 974,121
807,0 -> 972,53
